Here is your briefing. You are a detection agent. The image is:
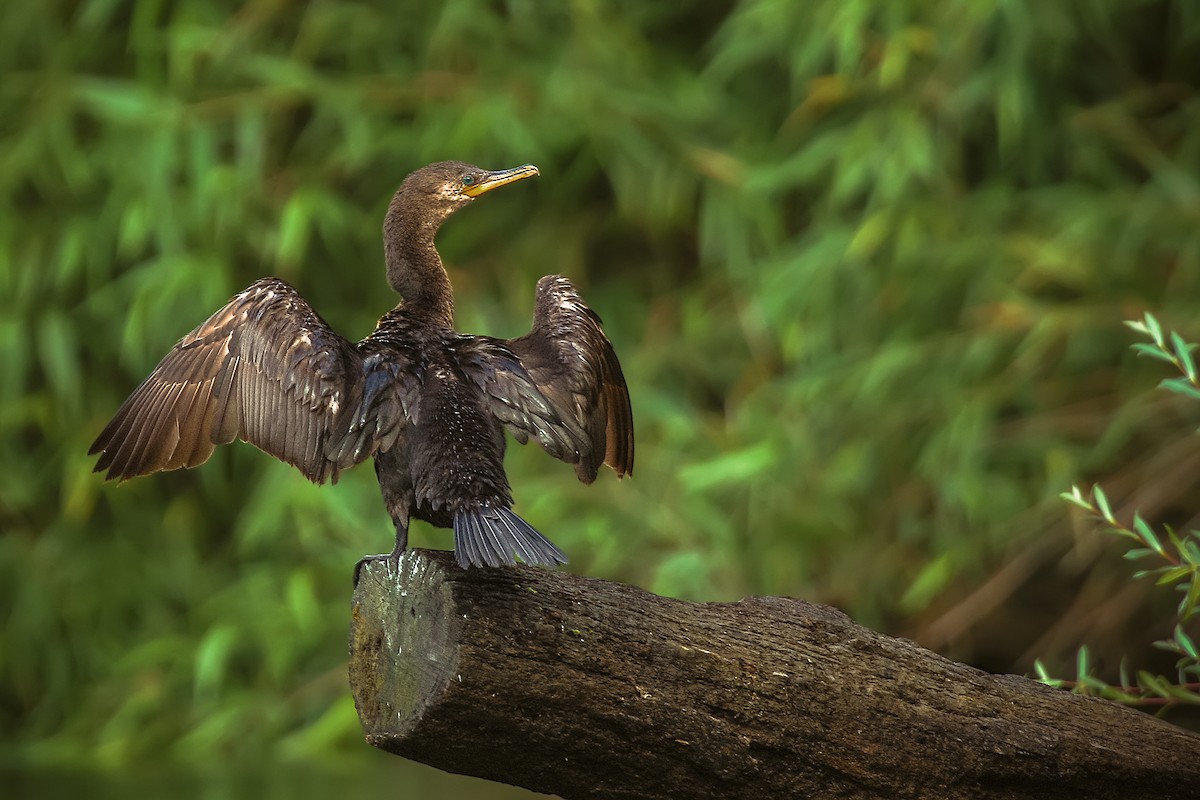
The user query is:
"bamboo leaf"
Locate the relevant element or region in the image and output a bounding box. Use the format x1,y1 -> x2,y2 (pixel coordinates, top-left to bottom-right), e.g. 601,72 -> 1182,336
1124,548 -> 1156,561
1033,659 -> 1057,684
1060,487 -> 1093,511
1092,485 -> 1114,524
1180,578 -> 1200,620
1174,625 -> 1198,659
1182,537 -> 1200,567
1170,331 -> 1197,382
1132,514 -> 1166,556
1159,377 -> 1200,401
193,625 -> 237,705
1143,312 -> 1165,347
1136,671 -> 1173,698
1124,318 -> 1149,335
1131,342 -> 1176,364
1163,682 -> 1200,702
1155,566 -> 1193,586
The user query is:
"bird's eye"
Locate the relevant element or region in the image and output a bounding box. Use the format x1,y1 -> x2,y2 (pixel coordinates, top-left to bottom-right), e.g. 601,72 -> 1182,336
462,175 -> 476,186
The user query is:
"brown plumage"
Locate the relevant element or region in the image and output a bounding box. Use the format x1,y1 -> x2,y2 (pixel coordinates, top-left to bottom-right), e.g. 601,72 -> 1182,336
90,161 -> 634,574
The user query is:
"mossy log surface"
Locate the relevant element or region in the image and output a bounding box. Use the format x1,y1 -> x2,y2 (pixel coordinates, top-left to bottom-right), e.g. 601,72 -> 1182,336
349,550 -> 1200,800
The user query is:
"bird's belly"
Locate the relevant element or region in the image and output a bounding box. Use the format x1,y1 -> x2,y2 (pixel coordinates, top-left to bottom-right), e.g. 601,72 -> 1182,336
410,384 -> 513,509
373,403 -> 511,531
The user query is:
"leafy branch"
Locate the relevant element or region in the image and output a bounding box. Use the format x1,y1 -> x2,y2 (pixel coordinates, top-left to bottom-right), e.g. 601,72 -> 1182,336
1037,313 -> 1200,710
1126,312 -> 1200,402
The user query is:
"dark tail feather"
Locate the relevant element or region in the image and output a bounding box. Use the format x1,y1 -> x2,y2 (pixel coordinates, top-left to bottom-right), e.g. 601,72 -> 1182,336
453,506 -> 568,569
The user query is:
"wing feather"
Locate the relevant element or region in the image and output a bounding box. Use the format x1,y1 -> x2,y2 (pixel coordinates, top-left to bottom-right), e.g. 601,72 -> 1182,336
90,277 -> 387,484
466,275 -> 634,483
172,380 -> 213,469
456,336 -> 588,464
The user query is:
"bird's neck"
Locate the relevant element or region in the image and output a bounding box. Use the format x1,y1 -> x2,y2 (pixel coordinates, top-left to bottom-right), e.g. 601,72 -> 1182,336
383,201 -> 455,328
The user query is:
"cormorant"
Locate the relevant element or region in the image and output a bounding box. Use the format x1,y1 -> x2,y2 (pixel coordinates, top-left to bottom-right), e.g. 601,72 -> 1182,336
89,161 -> 634,574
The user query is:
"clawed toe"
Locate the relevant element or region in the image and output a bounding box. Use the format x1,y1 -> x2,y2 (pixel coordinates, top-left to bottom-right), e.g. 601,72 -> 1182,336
353,546 -> 407,587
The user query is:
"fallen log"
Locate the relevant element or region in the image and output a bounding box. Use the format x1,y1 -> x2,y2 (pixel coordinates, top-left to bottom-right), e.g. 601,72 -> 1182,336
348,550 -> 1200,799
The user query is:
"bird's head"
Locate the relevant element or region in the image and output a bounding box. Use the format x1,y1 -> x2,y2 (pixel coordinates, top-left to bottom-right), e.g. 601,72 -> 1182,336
383,161 -> 540,310
392,161 -> 540,223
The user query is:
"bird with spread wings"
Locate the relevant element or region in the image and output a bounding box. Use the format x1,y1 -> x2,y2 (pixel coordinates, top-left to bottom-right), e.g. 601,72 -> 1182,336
90,162 -> 633,575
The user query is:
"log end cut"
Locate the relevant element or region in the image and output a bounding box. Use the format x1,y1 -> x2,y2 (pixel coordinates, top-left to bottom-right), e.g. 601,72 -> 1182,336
350,552 -> 462,742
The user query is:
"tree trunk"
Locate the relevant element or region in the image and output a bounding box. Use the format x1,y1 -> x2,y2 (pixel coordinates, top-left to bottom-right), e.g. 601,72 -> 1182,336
348,550 -> 1200,800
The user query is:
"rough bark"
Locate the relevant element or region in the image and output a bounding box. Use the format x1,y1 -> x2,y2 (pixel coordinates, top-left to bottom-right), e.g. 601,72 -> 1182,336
348,550 -> 1200,800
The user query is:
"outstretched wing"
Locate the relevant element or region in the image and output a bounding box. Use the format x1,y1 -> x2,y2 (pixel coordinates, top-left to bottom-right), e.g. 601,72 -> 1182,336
90,278 -> 396,484
466,275 -> 634,484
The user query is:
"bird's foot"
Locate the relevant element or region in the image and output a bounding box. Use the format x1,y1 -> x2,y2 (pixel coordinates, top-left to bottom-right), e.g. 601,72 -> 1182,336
354,523 -> 409,587
353,544 -> 407,588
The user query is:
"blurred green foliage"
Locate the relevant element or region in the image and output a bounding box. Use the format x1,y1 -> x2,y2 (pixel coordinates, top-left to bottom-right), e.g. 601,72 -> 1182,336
4,0 -> 1200,786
